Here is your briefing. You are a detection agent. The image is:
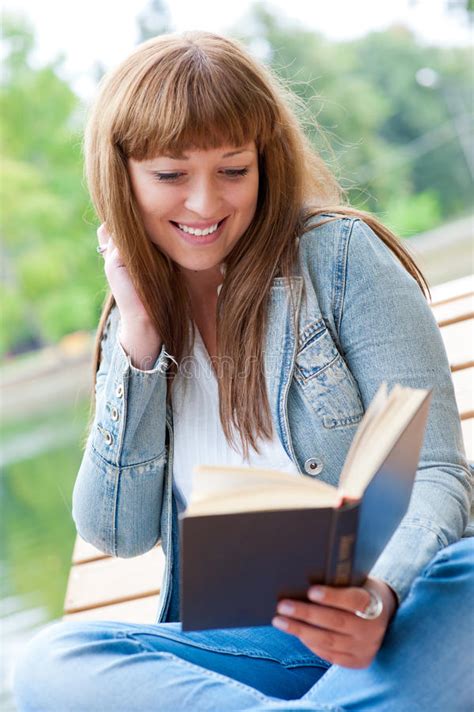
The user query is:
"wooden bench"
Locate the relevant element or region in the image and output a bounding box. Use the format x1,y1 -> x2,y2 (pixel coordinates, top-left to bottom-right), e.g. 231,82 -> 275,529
63,275 -> 474,624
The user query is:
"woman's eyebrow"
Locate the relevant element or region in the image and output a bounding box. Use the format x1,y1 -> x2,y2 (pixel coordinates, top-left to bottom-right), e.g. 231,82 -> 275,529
221,149 -> 252,158
162,149 -> 252,160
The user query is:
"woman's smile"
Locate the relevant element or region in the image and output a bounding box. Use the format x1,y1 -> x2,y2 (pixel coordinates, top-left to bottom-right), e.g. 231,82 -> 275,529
170,217 -> 228,245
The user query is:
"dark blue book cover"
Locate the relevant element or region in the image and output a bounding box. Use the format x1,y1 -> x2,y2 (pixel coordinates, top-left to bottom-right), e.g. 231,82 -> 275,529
180,391 -> 432,630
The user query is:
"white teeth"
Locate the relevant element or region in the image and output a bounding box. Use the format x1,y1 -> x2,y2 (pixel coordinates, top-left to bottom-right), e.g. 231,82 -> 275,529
177,222 -> 219,236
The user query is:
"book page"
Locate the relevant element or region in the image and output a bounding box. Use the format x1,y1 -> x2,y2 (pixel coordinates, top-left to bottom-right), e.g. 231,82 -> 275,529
187,464 -> 338,515
341,386 -> 429,499
186,483 -> 339,516
338,382 -> 389,489
341,384 -> 405,490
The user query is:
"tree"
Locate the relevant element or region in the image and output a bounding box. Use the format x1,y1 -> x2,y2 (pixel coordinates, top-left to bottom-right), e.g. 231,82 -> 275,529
232,5 -> 473,232
0,14 -> 105,355
351,28 -> 473,221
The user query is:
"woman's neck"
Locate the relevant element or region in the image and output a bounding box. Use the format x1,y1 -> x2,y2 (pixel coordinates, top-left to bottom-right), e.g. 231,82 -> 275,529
180,264 -> 224,305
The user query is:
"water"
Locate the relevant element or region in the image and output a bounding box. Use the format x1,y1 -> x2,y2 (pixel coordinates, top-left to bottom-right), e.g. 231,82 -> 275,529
0,400 -> 89,710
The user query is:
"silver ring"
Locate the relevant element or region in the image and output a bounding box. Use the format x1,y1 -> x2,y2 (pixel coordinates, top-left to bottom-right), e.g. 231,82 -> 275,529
354,588 -> 384,620
96,245 -> 108,254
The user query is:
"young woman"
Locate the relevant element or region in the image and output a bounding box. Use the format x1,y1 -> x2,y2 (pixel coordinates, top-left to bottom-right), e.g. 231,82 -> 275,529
14,31 -> 473,711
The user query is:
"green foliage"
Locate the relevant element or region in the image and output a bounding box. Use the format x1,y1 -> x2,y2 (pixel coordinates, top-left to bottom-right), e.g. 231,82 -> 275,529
234,6 -> 473,222
0,15 -> 105,355
0,284 -> 31,354
382,190 -> 443,237
349,29 -> 473,217
38,288 -> 101,341
0,157 -> 65,244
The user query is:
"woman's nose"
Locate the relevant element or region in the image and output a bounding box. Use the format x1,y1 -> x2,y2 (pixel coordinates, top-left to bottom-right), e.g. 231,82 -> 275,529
184,178 -> 222,218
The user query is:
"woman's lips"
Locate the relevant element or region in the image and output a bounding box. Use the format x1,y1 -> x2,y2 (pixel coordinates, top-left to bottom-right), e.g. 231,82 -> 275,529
170,217 -> 227,245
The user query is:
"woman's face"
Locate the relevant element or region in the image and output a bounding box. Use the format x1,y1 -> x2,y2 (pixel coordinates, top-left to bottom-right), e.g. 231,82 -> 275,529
128,141 -> 259,279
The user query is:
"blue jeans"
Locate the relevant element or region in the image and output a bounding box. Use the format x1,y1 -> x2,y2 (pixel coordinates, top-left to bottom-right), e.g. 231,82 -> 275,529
13,539 -> 474,711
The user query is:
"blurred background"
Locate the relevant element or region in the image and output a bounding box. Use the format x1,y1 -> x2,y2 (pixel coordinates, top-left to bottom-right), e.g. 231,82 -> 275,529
0,0 -> 472,707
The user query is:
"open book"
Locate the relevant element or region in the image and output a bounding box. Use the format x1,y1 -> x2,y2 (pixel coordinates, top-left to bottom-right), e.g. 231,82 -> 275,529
179,383 -> 432,630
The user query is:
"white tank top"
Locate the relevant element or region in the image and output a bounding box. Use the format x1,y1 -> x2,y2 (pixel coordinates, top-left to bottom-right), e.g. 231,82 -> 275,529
171,325 -> 300,513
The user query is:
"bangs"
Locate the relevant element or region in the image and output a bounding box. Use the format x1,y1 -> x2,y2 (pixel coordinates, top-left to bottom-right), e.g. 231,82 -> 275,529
114,41 -> 277,160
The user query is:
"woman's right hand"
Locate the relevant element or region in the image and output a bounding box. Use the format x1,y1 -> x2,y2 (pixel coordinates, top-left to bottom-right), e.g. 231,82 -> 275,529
97,223 -> 151,326
97,224 -> 163,368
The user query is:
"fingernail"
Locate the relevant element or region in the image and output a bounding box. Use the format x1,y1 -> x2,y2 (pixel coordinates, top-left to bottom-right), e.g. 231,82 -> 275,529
272,617 -> 288,630
308,586 -> 324,601
277,602 -> 294,615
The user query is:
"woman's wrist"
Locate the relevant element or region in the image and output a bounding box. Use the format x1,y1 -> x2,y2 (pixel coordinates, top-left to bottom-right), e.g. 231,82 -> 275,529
118,320 -> 162,371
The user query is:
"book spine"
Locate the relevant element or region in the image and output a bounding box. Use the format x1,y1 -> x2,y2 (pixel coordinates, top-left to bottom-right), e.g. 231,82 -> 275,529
324,505 -> 360,586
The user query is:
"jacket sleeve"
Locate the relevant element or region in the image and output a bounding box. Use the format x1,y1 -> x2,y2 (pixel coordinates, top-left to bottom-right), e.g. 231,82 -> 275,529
337,218 -> 472,603
72,305 -> 172,557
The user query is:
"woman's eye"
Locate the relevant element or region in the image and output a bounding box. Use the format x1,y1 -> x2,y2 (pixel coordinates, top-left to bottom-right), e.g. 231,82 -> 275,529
152,172 -> 183,182
151,168 -> 249,182
222,168 -> 249,178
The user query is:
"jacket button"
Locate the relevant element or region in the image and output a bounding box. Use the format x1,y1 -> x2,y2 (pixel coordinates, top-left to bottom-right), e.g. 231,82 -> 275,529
304,458 -> 323,476
115,384 -> 124,398
103,430 -> 113,445
111,406 -> 119,421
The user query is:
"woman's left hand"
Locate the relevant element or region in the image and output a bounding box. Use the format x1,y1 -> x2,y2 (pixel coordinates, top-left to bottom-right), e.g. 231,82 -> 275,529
272,578 -> 398,669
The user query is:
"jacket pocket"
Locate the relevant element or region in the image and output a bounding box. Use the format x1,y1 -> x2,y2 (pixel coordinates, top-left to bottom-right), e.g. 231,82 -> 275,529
294,319 -> 364,428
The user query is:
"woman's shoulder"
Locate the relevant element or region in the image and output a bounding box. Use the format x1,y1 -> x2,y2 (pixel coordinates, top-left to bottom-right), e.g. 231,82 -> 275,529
298,212 -> 375,250
296,212 -> 418,324
297,213 -> 362,277
297,212 -> 402,276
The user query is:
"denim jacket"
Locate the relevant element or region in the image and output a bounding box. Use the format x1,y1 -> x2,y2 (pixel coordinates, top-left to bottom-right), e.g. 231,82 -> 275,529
72,216 -> 472,622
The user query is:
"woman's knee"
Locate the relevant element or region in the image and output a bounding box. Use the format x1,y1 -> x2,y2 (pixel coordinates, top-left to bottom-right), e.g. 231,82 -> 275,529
13,619 -> 131,712
13,620 -> 72,711
424,537 -> 474,583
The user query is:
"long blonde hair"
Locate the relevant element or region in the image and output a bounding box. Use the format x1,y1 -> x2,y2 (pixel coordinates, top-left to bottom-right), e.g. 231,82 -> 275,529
83,31 -> 429,458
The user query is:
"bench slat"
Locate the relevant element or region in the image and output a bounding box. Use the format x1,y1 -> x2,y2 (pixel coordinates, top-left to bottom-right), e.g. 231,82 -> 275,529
452,367 -> 474,417
461,418 -> 474,461
439,318 -> 474,369
64,546 -> 165,613
72,537 -> 110,565
429,275 -> 474,306
431,294 -> 474,327
63,594 -> 160,623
